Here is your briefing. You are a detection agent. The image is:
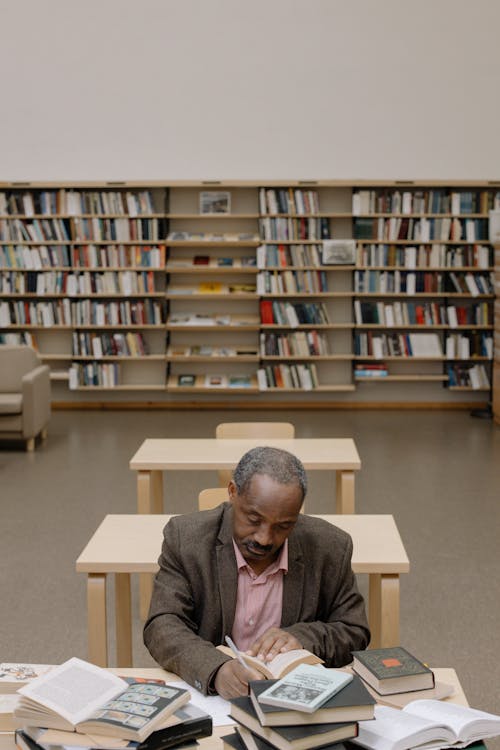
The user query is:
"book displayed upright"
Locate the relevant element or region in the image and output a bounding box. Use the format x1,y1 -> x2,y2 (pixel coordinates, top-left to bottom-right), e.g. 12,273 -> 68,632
351,647 -> 435,695
14,658 -> 190,741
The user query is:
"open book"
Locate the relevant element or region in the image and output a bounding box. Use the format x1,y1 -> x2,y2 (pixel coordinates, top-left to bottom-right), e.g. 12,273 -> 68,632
14,657 -> 190,742
227,646 -> 323,680
354,699 -> 500,750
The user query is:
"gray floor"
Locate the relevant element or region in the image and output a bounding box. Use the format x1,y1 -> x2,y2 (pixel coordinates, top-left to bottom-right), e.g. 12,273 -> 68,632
1,409 -> 499,739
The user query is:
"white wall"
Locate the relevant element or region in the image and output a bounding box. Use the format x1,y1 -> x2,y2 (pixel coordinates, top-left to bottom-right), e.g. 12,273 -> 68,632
0,0 -> 499,181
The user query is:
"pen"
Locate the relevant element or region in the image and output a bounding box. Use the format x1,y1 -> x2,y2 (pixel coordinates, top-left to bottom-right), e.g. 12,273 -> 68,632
225,635 -> 248,669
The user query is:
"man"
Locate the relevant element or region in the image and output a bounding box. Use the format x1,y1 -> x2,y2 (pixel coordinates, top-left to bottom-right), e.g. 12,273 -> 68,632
144,446 -> 370,698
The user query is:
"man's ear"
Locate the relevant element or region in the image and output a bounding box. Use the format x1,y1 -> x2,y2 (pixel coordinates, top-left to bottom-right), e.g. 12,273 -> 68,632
228,481 -> 237,504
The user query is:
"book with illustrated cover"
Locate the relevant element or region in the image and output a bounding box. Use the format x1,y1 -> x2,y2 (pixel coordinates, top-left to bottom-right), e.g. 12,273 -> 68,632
250,674 -> 375,726
353,700 -> 500,750
0,664 -> 52,694
14,658 -> 190,742
256,664 -> 352,714
227,644 -> 323,680
351,647 -> 434,695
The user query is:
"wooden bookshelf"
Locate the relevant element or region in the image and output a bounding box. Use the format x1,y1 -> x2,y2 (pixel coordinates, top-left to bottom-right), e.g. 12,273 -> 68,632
0,180 -> 497,405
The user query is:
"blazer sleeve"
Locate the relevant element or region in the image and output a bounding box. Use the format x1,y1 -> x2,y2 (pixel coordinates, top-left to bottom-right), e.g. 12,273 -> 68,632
143,517 -> 231,694
283,525 -> 370,665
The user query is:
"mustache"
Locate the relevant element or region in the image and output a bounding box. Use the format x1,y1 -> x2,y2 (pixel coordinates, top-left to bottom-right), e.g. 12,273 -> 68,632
246,541 -> 273,553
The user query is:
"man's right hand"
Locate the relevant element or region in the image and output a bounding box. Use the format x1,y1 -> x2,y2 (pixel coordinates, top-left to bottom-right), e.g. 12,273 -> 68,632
214,659 -> 264,699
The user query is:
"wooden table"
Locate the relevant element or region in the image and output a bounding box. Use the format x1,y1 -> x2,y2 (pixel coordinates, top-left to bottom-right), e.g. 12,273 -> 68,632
130,437 -> 361,516
76,513 -> 409,668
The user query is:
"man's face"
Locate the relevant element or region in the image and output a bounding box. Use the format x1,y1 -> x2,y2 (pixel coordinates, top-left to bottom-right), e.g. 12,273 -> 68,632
229,473 -> 303,573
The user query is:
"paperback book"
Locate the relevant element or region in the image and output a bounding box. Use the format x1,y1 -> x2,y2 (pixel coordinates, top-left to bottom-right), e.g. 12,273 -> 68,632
14,658 -> 190,741
256,664 -> 352,713
250,674 -> 375,726
227,645 -> 323,680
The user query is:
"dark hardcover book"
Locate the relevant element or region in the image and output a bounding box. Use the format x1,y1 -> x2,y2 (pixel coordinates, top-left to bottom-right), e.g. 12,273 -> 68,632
351,647 -> 434,695
250,675 -> 375,726
229,695 -> 358,750
227,730 -> 349,750
193,256 -> 210,265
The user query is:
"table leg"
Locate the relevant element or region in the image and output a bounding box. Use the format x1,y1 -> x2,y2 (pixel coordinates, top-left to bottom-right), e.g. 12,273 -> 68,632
137,470 -> 163,619
137,470 -> 163,514
336,470 -> 355,514
115,572 -> 133,667
368,573 -> 400,648
87,573 -> 108,667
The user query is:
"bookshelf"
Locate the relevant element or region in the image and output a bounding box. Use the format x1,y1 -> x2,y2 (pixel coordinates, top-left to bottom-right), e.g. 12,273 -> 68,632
493,245 -> 500,424
0,180 -> 497,406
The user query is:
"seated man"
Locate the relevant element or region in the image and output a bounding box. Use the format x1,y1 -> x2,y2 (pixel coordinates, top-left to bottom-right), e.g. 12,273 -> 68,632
143,446 -> 370,698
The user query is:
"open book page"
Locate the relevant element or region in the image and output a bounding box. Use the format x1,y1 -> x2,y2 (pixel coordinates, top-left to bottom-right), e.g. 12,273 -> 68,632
17,658 -> 128,725
355,705 -> 456,750
405,700 -> 500,742
243,649 -> 323,678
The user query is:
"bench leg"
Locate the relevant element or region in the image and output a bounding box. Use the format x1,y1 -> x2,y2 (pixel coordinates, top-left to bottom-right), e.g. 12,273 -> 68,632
138,470 -> 163,620
336,470 -> 355,514
87,573 -> 108,667
115,573 -> 133,667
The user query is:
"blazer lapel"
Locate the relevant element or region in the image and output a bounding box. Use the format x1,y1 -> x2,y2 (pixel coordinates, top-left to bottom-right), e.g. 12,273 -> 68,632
216,504 -> 238,635
281,532 -> 304,627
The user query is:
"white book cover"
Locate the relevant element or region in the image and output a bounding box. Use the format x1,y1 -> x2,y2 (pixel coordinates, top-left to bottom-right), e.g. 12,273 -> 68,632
447,306 -> 458,328
464,273 -> 479,297
445,337 -> 455,359
257,665 -> 352,714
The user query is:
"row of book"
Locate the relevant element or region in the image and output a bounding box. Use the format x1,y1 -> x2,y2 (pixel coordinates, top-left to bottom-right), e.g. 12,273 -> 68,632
352,188 -> 500,215
0,190 -> 158,217
0,299 -> 164,327
447,363 -> 491,389
0,244 -> 166,269
259,218 -> 330,242
72,331 -> 149,357
354,216 -> 489,242
0,217 -> 165,243
258,188 -> 321,216
354,300 -> 491,327
0,270 -> 160,296
260,330 -> 330,357
260,301 -> 330,327
257,363 -> 319,390
353,270 -> 494,295
167,231 -> 259,243
257,270 -> 329,295
0,218 -> 71,243
257,244 -> 324,268
356,243 -> 492,268
355,331 -> 493,359
167,345 -> 258,358
354,363 -> 388,377
69,362 -> 121,388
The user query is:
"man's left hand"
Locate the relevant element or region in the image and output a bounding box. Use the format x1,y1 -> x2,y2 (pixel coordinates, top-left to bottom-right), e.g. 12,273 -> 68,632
246,628 -> 302,662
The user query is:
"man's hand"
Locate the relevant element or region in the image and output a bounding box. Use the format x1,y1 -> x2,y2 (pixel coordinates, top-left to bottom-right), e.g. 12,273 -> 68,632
246,627 -> 302,662
214,659 -> 264,699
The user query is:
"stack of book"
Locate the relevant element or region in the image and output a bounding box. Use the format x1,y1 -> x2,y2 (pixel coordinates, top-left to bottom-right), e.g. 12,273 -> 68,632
224,663 -> 375,750
11,658 -> 212,750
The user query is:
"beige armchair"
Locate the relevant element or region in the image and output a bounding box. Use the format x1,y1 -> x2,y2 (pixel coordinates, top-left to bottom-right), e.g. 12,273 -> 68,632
0,345 -> 51,451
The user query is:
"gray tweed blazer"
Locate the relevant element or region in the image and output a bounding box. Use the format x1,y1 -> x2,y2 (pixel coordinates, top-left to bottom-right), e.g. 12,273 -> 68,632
143,503 -> 370,694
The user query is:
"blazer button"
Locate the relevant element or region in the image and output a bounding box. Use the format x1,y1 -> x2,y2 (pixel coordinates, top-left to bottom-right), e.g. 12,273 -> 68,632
195,680 -> 202,691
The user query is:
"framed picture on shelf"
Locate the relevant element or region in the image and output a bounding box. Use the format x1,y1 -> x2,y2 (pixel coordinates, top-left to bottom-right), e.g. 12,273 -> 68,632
321,239 -> 356,265
204,374 -> 228,388
199,191 -> 231,215
177,374 -> 196,386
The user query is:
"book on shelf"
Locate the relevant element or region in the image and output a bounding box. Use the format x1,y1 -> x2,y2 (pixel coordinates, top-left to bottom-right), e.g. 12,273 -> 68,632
249,674 -> 375,726
0,664 -> 52,694
14,658 -> 190,742
228,375 -> 253,388
226,644 -> 323,680
193,256 -> 210,265
204,374 -> 228,388
353,700 -> 500,750
17,703 -> 212,750
229,698 -> 358,750
255,665 -> 352,714
351,647 -> 434,695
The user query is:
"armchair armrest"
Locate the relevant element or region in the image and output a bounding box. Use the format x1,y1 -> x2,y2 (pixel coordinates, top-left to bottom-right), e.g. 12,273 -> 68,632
21,364 -> 51,439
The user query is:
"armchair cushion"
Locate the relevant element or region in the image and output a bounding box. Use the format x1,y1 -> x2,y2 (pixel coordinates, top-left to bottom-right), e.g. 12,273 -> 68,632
0,394 -> 23,414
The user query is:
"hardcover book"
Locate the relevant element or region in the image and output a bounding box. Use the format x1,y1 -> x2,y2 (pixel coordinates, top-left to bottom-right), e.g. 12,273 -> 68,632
250,674 -> 375,726
228,696 -> 358,750
256,664 -> 352,714
221,732 -> 348,750
0,664 -> 52,693
351,647 -> 434,695
14,658 -> 190,742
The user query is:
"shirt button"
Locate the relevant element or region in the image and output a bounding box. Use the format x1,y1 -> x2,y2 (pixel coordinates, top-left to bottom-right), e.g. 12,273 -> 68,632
248,618 -> 254,625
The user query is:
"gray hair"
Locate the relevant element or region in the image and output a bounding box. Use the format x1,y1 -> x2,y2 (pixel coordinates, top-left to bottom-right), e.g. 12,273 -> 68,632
232,446 -> 307,500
